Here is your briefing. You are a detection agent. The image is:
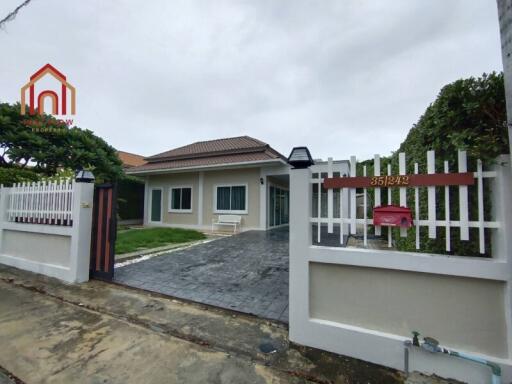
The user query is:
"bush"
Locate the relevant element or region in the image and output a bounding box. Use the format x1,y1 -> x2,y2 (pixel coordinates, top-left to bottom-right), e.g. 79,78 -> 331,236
0,167 -> 40,186
363,72 -> 509,257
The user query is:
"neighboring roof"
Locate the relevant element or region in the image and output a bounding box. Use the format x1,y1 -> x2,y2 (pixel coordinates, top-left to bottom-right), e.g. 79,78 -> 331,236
117,151 -> 146,168
127,136 -> 286,174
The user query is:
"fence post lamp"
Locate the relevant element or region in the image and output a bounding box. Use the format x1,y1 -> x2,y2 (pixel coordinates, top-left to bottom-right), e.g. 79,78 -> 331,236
75,168 -> 95,183
287,146 -> 314,169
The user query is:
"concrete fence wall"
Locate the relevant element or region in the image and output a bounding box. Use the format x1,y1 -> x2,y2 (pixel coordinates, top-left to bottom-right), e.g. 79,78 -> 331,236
289,155 -> 512,383
0,182 -> 94,283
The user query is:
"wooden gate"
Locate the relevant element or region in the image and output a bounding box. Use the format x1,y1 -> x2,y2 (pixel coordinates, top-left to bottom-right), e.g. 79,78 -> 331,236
90,183 -> 117,280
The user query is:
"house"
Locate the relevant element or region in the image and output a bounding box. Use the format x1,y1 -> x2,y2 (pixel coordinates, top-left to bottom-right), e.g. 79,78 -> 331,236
126,136 -> 352,232
126,136 -> 294,231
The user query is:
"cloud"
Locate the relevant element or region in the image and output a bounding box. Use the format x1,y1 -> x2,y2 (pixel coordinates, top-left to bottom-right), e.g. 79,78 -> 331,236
0,0 -> 503,160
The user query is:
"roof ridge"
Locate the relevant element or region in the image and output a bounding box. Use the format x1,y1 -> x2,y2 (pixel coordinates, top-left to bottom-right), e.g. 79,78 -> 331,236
117,150 -> 144,157
190,135 -> 252,145
147,135 -> 269,161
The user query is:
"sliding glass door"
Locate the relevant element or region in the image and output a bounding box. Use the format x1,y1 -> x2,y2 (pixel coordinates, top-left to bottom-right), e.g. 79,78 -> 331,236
268,185 -> 289,227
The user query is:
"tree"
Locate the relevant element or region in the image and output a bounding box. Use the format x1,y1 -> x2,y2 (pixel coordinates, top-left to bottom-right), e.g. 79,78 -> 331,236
0,102 -> 123,183
379,72 -> 508,256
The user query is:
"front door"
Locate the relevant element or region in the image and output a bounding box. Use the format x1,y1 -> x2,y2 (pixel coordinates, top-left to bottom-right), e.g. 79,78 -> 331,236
150,188 -> 162,223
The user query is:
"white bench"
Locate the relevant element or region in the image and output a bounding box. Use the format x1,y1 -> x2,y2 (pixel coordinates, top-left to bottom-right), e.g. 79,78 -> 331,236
211,215 -> 242,233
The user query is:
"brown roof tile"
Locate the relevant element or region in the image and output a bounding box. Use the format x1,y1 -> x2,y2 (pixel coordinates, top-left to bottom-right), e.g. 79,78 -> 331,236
117,151 -> 146,168
128,136 -> 286,173
146,136 -> 271,161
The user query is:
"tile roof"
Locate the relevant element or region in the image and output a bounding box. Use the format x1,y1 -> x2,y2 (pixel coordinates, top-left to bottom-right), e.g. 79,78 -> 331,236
127,136 -> 286,173
146,136 -> 269,161
117,151 -> 146,168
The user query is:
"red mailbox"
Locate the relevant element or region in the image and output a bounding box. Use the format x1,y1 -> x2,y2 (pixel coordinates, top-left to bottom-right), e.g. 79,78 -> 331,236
373,205 -> 413,228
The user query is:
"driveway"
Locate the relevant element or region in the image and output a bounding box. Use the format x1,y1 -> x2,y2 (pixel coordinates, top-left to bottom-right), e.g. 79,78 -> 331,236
114,227 -> 289,323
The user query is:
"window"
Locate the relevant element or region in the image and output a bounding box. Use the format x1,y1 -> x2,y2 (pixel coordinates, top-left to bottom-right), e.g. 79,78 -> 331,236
169,187 -> 192,212
215,185 -> 247,213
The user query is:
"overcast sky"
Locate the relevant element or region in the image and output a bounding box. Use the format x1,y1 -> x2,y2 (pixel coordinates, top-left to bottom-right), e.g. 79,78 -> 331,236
0,0 -> 504,160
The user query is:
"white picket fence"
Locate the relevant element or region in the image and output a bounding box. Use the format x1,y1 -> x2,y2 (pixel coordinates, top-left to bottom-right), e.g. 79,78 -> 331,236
5,179 -> 74,226
312,150 -> 498,254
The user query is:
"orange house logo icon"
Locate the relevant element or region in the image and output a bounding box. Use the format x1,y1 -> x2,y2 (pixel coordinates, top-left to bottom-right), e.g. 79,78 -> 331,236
20,64 -> 76,116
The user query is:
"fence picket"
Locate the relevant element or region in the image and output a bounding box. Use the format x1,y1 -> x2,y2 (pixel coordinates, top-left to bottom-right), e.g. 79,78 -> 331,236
339,188 -> 344,245
427,151 -> 436,239
363,165 -> 367,247
399,152 -> 407,237
317,178 -> 321,243
387,164 -> 392,247
42,181 -> 48,224
444,161 -> 451,252
458,151 -> 469,240
350,156 -> 356,235
477,159 -> 485,254
374,154 -> 381,236
23,182 -> 28,223
327,158 -> 334,234
414,163 -> 420,249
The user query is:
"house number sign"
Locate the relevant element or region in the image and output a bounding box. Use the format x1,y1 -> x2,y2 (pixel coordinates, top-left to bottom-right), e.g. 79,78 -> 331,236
370,175 -> 410,187
323,172 -> 475,189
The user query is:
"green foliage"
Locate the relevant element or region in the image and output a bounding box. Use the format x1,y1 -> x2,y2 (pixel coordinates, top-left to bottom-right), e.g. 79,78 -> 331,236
118,177 -> 145,220
0,102 -> 123,183
368,72 -> 508,257
0,167 -> 40,186
398,72 -> 508,163
115,227 -> 206,254
39,168 -> 75,183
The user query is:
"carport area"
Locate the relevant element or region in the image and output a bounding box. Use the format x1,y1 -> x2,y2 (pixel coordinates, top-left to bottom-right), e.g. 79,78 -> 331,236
114,227 -> 289,323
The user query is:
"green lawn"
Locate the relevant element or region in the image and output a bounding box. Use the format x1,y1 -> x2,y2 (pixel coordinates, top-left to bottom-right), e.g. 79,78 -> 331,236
116,227 -> 206,254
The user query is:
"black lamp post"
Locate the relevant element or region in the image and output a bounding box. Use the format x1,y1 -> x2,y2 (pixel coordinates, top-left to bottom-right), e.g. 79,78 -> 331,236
75,168 -> 95,183
287,146 -> 314,169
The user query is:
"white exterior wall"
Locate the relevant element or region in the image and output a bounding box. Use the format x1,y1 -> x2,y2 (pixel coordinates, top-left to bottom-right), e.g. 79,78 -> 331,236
0,182 -> 94,283
143,163 -> 291,231
289,157 -> 512,384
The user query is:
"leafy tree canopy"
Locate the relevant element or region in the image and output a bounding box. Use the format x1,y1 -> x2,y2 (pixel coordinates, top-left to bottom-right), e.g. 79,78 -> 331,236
0,102 -> 123,183
396,71 -> 508,167
363,72 -> 509,257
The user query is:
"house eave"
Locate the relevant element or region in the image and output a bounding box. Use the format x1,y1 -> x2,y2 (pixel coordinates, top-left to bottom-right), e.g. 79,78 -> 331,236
126,158 -> 288,175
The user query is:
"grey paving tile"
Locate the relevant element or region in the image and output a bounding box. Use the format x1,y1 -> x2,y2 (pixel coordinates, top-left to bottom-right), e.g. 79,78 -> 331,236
115,227 -> 289,323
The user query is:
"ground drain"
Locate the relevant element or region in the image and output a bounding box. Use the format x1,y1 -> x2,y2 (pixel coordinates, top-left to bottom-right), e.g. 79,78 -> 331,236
259,341 -> 277,354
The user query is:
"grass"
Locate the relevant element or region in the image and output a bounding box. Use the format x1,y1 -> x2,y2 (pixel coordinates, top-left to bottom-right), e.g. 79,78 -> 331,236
115,227 -> 207,255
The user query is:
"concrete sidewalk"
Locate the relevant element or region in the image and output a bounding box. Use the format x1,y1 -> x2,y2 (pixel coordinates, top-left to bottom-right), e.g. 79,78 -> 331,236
0,266 -> 450,384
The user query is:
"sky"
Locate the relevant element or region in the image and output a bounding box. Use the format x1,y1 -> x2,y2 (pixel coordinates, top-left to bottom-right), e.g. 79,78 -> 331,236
0,0 -> 504,160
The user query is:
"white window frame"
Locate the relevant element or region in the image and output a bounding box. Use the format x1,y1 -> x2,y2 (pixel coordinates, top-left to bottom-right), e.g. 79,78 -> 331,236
149,187 -> 163,223
213,183 -> 248,214
168,185 -> 193,213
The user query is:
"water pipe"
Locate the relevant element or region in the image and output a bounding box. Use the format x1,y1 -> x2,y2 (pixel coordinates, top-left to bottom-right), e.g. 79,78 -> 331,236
403,331 -> 501,384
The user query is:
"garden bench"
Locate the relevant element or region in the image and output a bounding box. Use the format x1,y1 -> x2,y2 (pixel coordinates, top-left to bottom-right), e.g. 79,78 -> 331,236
212,215 -> 242,233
